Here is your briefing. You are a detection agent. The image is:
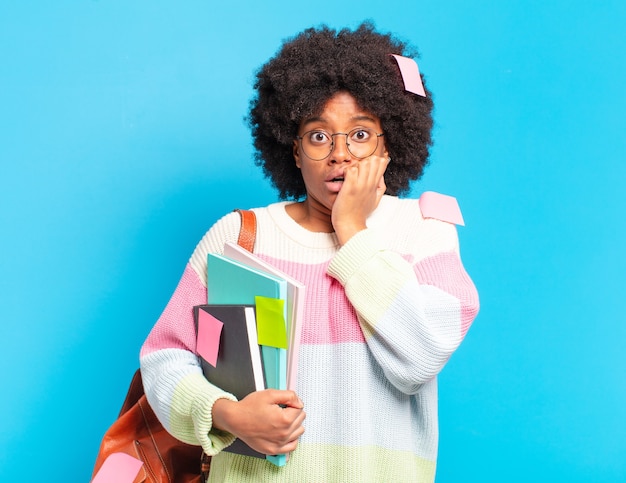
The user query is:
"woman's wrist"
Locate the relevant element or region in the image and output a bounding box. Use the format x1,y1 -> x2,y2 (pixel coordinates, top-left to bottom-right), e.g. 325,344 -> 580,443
211,397 -> 238,434
335,223 -> 366,246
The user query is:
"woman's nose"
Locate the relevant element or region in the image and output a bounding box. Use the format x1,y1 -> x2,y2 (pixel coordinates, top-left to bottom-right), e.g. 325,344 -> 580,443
329,134 -> 352,163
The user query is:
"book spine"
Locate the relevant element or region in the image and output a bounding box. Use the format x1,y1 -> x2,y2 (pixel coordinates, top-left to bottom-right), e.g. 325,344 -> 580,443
261,347 -> 287,466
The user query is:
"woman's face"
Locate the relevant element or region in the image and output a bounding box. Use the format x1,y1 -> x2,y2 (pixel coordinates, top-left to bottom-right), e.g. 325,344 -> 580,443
292,91 -> 387,216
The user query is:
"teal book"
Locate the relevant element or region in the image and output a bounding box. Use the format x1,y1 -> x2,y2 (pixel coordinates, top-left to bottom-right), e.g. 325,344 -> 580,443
223,242 -> 305,392
207,252 -> 288,466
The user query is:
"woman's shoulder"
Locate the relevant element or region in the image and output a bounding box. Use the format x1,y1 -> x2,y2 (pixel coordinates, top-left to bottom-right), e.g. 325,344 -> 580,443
187,203 -> 280,280
379,192 -> 465,227
375,193 -> 465,257
196,202 -> 281,245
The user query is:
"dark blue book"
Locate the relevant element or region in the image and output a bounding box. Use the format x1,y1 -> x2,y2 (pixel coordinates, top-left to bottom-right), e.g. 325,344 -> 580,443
193,304 -> 265,459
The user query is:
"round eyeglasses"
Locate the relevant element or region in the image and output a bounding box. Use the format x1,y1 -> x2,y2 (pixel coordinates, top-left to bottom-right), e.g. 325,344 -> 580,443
296,128 -> 384,161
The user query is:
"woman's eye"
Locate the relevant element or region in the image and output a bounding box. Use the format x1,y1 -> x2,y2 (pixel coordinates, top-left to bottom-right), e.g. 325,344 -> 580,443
309,131 -> 329,144
351,129 -> 371,142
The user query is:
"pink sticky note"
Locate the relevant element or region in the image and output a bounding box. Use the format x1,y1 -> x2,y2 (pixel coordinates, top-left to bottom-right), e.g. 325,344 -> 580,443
197,309 -> 224,367
92,452 -> 143,483
390,54 -> 426,97
419,191 -> 465,226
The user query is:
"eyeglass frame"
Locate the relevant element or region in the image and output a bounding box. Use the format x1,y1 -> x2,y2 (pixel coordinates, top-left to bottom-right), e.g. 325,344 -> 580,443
295,128 -> 385,161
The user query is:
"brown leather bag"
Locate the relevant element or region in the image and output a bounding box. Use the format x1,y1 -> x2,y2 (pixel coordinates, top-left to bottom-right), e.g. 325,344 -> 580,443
91,369 -> 209,482
91,210 -> 257,482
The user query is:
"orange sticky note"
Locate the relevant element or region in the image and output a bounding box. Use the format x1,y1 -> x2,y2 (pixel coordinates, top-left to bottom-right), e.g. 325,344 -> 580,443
92,452 -> 143,483
255,296 -> 288,349
419,191 -> 465,226
197,309 -> 224,367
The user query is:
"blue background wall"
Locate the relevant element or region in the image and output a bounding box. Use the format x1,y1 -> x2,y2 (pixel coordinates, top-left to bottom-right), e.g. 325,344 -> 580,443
1,2 -> 624,481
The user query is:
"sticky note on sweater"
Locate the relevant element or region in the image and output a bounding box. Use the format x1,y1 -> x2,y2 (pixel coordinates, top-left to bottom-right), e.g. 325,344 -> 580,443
419,191 -> 465,226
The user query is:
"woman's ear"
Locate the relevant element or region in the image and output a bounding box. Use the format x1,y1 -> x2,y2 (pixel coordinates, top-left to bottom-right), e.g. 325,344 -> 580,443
293,140 -> 302,168
381,138 -> 389,159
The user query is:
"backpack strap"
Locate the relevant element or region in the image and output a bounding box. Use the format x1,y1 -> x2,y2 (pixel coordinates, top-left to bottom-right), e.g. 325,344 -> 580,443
235,209 -> 257,253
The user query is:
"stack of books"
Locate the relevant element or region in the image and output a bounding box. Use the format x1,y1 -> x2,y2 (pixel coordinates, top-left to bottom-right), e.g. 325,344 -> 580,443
194,243 -> 305,466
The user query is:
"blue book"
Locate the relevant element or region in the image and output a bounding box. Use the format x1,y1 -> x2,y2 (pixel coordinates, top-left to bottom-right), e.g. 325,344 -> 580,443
207,252 -> 288,466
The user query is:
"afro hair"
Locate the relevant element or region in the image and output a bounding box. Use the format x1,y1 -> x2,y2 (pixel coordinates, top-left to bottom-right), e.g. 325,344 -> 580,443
247,21 -> 434,199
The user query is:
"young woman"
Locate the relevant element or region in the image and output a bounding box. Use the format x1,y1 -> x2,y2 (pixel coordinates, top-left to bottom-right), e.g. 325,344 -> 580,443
140,22 -> 480,482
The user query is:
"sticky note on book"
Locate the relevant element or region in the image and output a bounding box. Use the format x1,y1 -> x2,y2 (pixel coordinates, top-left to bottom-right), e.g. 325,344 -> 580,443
197,310 -> 224,367
255,296 -> 287,349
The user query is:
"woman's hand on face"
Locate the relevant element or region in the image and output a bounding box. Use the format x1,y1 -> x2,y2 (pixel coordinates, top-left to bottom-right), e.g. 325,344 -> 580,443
331,155 -> 389,245
212,389 -> 306,455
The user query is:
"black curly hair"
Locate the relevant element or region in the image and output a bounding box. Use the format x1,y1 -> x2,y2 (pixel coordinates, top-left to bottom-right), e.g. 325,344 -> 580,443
247,21 -> 434,200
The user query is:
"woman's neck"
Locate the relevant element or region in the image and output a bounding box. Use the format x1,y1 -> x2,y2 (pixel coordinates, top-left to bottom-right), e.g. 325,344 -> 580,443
285,199 -> 334,233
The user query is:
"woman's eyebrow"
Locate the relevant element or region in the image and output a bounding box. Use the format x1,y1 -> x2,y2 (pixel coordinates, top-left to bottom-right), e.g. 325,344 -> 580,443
300,116 -> 326,128
300,114 -> 378,129
351,115 -> 377,123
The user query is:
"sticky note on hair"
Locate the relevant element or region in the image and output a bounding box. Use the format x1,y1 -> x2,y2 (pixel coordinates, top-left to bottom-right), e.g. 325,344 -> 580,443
255,296 -> 287,349
390,54 -> 426,97
197,309 -> 224,367
92,452 -> 143,483
419,191 -> 465,226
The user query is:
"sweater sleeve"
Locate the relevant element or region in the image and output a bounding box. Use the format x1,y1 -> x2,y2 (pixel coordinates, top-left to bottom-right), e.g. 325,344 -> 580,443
327,226 -> 479,395
139,211 -> 245,455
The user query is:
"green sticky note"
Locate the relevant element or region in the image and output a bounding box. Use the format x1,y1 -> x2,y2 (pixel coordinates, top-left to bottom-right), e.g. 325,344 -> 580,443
255,296 -> 288,349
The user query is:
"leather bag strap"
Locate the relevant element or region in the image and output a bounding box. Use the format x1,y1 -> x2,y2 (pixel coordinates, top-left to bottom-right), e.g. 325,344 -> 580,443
235,209 -> 257,253
119,369 -> 144,416
118,211 -> 255,417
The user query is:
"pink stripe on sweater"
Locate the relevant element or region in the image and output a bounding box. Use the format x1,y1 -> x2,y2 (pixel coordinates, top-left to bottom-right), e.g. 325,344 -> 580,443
413,251 -> 479,336
258,255 -> 366,345
261,251 -> 478,345
140,264 -> 207,357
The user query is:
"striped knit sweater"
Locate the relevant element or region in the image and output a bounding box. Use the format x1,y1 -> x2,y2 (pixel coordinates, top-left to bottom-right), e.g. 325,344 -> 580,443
140,194 -> 479,482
